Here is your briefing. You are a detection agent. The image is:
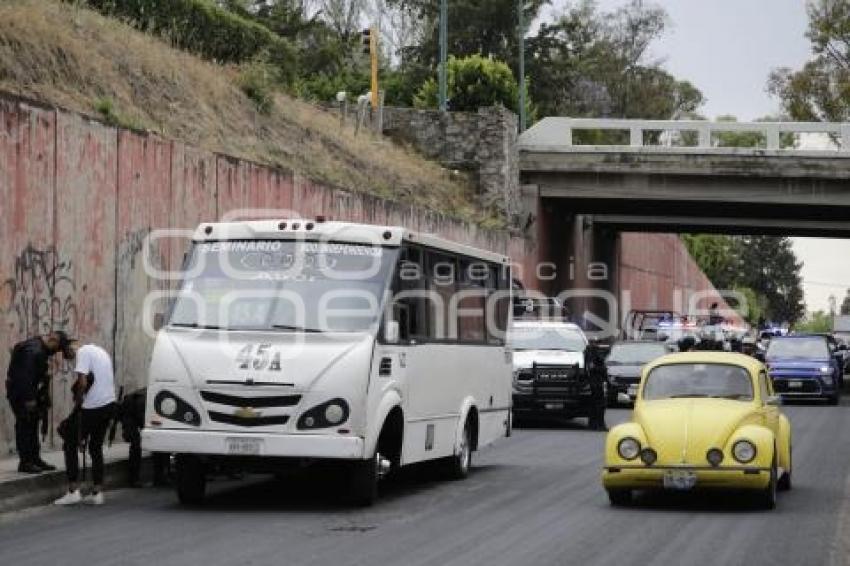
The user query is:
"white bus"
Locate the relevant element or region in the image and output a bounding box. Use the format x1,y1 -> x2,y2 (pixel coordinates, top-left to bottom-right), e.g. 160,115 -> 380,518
142,219 -> 513,505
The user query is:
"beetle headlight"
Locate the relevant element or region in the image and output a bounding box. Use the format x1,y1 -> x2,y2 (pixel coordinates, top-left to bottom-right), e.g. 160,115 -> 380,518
617,437 -> 641,460
732,440 -> 756,463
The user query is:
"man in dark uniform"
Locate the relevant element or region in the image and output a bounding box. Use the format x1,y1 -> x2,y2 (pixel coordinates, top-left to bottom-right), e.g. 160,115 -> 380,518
5,330 -> 71,473
585,342 -> 608,431
119,387 -> 170,487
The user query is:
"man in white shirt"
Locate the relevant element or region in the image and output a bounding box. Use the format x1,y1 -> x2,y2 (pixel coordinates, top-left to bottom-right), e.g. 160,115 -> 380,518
54,341 -> 116,506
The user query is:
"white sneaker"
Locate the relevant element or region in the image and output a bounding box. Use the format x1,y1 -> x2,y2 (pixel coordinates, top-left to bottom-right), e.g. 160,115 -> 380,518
83,491 -> 104,505
54,490 -> 82,506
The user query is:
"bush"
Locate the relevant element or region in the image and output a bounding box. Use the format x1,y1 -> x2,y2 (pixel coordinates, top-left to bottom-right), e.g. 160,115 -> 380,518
79,0 -> 294,66
238,62 -> 277,114
414,54 -> 532,116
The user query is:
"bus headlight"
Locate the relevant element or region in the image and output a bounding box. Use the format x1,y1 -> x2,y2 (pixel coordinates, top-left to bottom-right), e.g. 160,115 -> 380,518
325,403 -> 346,425
297,399 -> 350,429
154,391 -> 200,426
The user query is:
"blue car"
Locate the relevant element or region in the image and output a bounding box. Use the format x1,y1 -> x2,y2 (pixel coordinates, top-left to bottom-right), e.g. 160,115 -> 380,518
765,335 -> 842,405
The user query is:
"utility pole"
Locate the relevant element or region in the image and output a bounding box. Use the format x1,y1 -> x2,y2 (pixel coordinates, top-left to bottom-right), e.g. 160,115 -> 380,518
518,0 -> 527,131
439,0 -> 448,112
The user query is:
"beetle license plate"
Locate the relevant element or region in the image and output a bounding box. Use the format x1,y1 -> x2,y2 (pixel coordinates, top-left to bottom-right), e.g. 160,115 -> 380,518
226,437 -> 263,456
663,470 -> 697,490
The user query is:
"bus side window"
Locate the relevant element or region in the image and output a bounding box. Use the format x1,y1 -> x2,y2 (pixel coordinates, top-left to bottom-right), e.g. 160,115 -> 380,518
457,259 -> 487,343
394,246 -> 428,342
427,250 -> 457,340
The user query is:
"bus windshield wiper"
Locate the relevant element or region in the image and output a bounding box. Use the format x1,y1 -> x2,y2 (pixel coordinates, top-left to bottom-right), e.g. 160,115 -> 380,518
271,324 -> 324,333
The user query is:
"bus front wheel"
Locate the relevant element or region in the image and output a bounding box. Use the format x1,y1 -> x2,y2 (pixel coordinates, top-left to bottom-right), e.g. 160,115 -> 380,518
348,453 -> 379,507
175,454 -> 206,505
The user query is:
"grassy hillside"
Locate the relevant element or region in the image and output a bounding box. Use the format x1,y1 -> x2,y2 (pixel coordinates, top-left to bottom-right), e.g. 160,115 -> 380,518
0,0 -> 490,224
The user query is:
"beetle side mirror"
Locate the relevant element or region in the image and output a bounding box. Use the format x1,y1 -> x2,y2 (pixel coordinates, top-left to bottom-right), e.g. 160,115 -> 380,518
153,312 -> 165,332
765,395 -> 782,406
384,320 -> 400,344
754,352 -> 766,362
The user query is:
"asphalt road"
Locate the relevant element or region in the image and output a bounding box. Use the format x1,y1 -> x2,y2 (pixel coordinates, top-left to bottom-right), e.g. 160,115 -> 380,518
2,404 -> 850,566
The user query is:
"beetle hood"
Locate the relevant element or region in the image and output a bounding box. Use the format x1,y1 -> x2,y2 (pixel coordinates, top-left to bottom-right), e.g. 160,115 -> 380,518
634,399 -> 761,464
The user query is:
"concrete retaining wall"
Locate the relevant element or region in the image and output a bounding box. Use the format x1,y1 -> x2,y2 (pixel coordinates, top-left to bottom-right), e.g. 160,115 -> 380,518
0,94 -> 538,456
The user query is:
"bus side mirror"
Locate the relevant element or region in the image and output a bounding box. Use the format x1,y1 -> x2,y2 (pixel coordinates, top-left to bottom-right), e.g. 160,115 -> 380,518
384,320 -> 400,344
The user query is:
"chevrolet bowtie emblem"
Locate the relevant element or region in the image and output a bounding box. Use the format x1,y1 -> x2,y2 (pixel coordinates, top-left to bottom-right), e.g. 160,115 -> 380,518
234,407 -> 260,419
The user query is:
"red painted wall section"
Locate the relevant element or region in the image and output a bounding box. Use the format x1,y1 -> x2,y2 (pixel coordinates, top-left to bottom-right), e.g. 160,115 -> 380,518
115,131 -> 173,391
0,99 -> 57,452
619,232 -> 739,320
53,112 -> 118,432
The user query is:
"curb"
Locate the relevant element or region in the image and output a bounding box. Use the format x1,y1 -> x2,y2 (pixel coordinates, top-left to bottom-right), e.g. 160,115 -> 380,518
0,456 -> 151,514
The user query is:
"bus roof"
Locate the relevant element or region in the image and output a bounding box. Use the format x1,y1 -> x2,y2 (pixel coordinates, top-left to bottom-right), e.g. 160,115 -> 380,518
191,219 -> 510,264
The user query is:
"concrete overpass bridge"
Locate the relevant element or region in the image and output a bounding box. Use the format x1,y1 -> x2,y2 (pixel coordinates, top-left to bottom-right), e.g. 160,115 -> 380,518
518,118 -> 850,321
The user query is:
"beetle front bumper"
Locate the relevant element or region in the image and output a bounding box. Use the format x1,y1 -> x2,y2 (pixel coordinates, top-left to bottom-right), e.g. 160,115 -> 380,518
602,465 -> 772,490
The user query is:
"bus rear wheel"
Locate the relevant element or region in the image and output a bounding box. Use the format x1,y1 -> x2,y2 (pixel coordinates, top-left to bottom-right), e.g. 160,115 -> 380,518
175,455 -> 206,505
443,420 -> 473,480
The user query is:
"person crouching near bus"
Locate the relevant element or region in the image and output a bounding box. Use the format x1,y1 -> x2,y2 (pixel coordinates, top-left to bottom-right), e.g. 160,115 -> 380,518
54,340 -> 116,506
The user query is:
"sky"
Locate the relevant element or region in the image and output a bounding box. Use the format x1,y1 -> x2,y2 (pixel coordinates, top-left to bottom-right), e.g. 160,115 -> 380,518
545,0 -> 849,314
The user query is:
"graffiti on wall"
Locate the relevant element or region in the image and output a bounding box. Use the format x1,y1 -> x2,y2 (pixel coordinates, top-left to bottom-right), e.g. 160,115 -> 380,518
1,244 -> 78,338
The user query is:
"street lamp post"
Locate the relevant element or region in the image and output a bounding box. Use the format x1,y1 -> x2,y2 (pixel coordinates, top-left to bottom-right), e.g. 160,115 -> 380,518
439,0 -> 448,112
518,0 -> 527,131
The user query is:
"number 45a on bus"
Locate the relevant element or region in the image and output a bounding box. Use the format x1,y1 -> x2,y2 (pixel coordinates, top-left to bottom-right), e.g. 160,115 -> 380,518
236,343 -> 282,371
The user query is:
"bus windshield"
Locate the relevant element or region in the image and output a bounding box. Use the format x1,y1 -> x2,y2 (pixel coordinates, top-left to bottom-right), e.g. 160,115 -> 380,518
169,240 -> 398,333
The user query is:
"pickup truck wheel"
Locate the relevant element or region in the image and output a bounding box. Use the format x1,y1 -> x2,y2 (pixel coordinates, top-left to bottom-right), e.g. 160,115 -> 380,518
175,455 -> 206,505
607,488 -> 632,507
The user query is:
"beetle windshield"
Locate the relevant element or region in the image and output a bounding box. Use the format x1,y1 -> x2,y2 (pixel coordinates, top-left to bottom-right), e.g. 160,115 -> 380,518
643,363 -> 754,401
169,240 -> 397,332
607,343 -> 667,365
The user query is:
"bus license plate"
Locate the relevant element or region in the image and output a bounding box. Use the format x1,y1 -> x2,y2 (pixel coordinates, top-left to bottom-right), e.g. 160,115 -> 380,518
663,470 -> 697,491
226,437 -> 263,456
789,380 -> 802,389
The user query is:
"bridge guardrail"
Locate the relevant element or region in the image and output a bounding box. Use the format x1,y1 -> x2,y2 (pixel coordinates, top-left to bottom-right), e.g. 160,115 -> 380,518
519,117 -> 850,154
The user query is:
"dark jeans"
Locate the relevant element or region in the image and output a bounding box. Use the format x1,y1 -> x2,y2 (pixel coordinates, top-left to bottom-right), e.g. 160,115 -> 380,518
10,402 -> 40,464
62,403 -> 115,485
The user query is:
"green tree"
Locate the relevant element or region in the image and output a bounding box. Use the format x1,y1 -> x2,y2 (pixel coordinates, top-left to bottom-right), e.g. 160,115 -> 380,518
527,0 -> 703,120
841,289 -> 850,315
413,55 -> 530,113
768,0 -> 850,122
683,234 -> 805,324
797,310 -> 833,334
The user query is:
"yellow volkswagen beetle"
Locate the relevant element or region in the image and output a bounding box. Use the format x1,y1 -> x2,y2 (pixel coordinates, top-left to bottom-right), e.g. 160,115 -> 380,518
602,352 -> 792,509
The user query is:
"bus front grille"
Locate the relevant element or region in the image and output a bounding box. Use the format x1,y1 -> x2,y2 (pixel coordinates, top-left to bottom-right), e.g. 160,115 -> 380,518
208,411 -> 290,427
200,390 -> 302,408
